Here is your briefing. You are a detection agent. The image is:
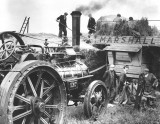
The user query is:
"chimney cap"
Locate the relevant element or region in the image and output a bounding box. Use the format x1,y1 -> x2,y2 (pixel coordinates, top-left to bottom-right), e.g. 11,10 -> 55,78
71,11 -> 82,16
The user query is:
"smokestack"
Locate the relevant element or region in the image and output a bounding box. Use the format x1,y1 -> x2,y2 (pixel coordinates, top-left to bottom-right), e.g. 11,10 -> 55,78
71,11 -> 82,51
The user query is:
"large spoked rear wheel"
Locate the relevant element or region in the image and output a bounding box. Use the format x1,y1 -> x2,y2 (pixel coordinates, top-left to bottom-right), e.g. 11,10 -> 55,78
1,64 -> 66,124
84,80 -> 108,118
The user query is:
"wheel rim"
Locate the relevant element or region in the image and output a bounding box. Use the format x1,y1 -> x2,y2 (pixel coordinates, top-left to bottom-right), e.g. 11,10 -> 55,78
84,81 -> 108,118
90,85 -> 107,116
7,67 -> 66,124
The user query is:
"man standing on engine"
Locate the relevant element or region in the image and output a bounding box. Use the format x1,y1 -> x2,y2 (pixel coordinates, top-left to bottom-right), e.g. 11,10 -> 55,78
56,12 -> 68,38
128,17 -> 140,37
87,14 -> 96,38
113,14 -> 122,36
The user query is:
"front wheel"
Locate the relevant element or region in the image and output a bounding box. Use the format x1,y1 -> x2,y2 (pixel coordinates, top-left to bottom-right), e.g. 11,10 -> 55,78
84,80 -> 108,118
0,62 -> 67,124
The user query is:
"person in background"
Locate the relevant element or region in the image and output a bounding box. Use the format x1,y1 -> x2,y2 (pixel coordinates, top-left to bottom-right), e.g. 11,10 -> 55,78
103,64 -> 119,103
134,72 -> 145,110
113,14 -> 122,36
117,65 -> 131,105
118,65 -> 129,93
128,17 -> 140,37
87,14 -> 96,38
143,68 -> 158,94
56,12 -> 68,38
134,68 -> 158,109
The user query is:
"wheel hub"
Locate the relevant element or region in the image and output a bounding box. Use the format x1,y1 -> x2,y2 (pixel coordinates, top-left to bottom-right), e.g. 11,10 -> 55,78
31,97 -> 45,117
38,102 -> 45,113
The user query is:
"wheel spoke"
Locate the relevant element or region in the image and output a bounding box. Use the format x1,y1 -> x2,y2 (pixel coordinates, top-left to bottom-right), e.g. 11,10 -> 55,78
40,80 -> 44,98
10,105 -> 26,112
27,77 -> 37,97
35,71 -> 43,91
45,104 -> 58,109
4,50 -> 9,58
6,50 -> 11,56
22,118 -> 26,124
2,51 -> 6,56
45,94 -> 53,103
43,84 -> 55,97
43,80 -> 51,86
11,53 -> 20,61
44,111 -> 50,118
23,82 -> 28,96
13,109 -> 32,121
40,117 -> 49,124
0,51 -> 5,58
15,94 -> 30,104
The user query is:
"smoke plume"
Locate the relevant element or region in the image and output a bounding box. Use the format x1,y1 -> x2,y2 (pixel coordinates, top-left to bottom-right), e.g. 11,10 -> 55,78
76,0 -> 159,18
76,0 -> 110,15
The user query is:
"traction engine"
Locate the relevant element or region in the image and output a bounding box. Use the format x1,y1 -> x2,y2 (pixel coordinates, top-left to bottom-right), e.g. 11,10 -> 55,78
0,31 -> 108,124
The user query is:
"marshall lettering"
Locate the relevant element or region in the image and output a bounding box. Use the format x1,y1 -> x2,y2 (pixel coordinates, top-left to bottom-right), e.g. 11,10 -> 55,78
95,36 -> 157,44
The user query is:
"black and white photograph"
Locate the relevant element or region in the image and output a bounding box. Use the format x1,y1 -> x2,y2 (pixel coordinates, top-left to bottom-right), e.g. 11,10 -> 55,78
0,0 -> 160,124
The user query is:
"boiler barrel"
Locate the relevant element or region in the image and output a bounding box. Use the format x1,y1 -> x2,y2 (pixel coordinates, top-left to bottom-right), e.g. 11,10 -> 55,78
55,61 -> 88,79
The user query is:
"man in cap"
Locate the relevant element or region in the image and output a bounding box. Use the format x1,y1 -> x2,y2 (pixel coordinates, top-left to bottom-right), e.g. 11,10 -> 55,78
87,14 -> 96,38
56,12 -> 68,38
135,68 -> 158,109
143,68 -> 158,94
113,14 -> 123,36
103,64 -> 119,103
127,17 -> 140,37
118,65 -> 129,93
117,65 -> 131,104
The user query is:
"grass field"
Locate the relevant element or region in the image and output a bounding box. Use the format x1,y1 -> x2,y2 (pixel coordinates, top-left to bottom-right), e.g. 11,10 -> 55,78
65,98 -> 160,124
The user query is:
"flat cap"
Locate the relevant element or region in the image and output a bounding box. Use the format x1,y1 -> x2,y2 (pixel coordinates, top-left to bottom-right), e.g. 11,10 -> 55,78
64,12 -> 68,15
144,68 -> 149,72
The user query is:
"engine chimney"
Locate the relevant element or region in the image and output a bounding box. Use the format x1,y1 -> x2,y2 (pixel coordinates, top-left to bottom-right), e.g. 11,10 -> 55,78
71,11 -> 82,51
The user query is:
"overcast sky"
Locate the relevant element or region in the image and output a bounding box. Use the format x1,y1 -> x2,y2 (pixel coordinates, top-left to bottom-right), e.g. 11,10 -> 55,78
0,0 -> 160,36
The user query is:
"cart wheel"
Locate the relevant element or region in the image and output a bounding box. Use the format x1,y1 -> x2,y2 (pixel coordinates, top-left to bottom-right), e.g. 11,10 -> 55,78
84,80 -> 108,118
0,62 -> 67,124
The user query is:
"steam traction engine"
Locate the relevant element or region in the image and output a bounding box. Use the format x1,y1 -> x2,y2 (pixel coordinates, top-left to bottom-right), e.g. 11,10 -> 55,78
0,31 -> 108,124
